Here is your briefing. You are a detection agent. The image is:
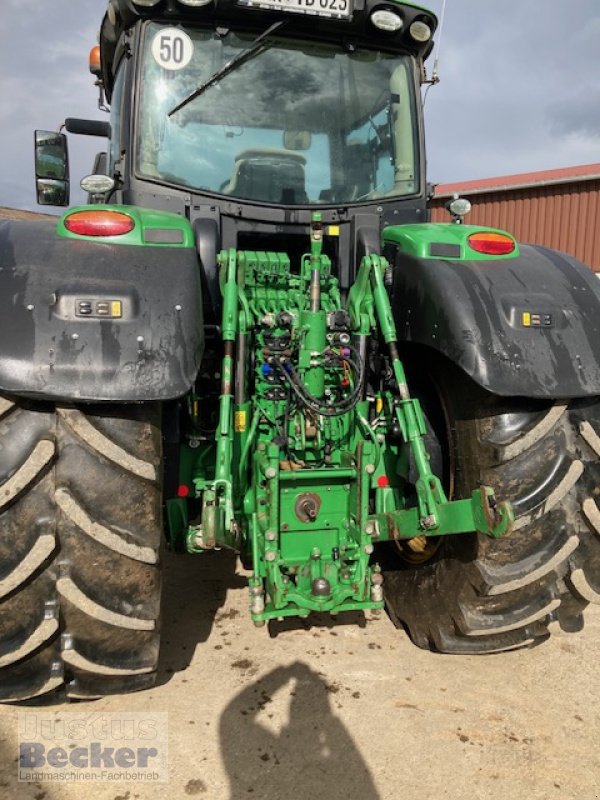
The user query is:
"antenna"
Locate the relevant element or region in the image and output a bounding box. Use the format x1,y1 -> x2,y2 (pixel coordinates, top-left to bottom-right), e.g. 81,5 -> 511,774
431,0 -> 447,84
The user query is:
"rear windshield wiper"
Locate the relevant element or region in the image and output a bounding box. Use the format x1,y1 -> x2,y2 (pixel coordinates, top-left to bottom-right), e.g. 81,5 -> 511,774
168,20 -> 287,118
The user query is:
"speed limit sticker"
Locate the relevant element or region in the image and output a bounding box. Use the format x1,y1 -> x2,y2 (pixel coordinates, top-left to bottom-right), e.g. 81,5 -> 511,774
151,28 -> 193,70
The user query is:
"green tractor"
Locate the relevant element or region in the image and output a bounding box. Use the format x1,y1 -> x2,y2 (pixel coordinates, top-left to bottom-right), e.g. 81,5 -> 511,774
2,0 -> 600,701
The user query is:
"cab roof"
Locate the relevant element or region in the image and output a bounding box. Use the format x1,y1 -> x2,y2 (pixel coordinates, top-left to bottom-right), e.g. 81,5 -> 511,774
100,0 -> 437,94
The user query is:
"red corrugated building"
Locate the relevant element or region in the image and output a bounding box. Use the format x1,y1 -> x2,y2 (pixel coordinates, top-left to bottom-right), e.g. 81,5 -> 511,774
431,163 -> 600,271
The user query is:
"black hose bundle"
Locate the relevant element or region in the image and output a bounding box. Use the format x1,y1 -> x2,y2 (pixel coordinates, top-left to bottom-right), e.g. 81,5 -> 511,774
272,346 -> 365,418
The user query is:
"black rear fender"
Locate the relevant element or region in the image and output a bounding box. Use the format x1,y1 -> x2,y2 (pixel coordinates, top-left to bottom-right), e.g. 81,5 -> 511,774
0,217 -> 203,402
387,243 -> 600,398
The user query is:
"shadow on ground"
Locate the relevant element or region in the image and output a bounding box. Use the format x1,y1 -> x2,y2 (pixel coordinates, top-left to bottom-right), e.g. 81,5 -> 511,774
156,549 -> 247,686
219,661 -> 380,800
267,609 -> 369,637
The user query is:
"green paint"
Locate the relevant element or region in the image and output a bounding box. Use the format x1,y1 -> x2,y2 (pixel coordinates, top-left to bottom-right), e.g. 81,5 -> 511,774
373,488 -> 514,542
389,0 -> 438,24
383,223 -> 520,260
167,221 -> 512,625
56,204 -> 195,247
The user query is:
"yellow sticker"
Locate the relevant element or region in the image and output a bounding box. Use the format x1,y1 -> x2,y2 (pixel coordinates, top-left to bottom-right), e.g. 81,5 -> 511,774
111,300 -> 123,318
375,397 -> 384,414
235,410 -> 247,433
522,312 -> 531,327
328,225 -> 340,237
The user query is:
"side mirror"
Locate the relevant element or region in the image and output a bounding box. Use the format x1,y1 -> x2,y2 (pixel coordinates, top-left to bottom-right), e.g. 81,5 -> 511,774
34,130 -> 70,206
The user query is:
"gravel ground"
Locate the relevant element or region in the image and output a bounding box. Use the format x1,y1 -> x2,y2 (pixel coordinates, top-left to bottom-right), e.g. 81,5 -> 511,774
1,549 -> 599,800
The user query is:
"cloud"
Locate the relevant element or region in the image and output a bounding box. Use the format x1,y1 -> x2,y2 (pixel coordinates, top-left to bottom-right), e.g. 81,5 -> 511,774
424,0 -> 600,181
1,0 -> 599,209
0,0 -> 101,210
548,82 -> 600,137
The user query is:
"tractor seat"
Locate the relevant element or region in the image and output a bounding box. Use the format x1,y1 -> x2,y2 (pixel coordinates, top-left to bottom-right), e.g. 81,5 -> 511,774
223,148 -> 309,205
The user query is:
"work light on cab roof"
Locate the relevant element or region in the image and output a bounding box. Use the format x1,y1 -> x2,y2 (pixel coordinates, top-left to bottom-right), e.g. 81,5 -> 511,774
409,19 -> 432,42
370,9 -> 403,32
103,0 -> 439,68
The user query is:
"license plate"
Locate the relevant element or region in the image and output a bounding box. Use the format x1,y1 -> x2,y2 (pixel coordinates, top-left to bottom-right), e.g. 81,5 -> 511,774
238,0 -> 352,20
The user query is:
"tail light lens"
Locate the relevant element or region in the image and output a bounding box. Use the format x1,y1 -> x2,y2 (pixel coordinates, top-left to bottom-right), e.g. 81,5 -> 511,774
468,232 -> 516,256
64,210 -> 135,237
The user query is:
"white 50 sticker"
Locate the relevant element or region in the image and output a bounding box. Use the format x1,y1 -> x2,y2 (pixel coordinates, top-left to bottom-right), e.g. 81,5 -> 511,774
151,28 -> 193,71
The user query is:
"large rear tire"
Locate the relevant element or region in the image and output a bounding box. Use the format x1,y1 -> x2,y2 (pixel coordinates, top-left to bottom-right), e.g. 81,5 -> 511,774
383,365 -> 600,654
0,396 -> 162,701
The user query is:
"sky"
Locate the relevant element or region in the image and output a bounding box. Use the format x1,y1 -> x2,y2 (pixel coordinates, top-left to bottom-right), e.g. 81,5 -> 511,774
1,0 -> 599,211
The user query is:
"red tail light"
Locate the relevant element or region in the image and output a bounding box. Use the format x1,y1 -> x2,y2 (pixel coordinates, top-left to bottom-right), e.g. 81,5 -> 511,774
64,210 -> 135,237
468,232 -> 516,256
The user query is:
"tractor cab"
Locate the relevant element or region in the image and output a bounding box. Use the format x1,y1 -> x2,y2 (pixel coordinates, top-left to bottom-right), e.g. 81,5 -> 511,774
132,20 -> 421,207
37,0 -> 438,290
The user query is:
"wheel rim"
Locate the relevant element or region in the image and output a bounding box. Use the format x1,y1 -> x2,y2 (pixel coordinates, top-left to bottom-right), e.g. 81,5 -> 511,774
394,536 -> 442,565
